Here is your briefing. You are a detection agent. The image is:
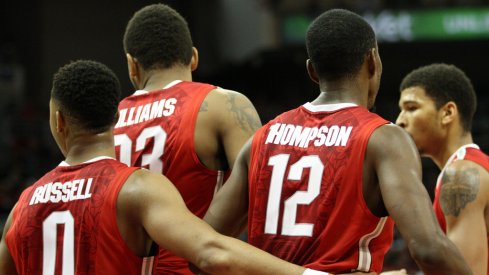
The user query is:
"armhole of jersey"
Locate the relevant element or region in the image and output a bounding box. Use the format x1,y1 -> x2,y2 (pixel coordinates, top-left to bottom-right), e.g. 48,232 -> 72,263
4,185 -> 34,271
181,84 -> 221,173
248,127 -> 267,189
105,166 -> 142,258
464,148 -> 489,172
356,118 -> 390,219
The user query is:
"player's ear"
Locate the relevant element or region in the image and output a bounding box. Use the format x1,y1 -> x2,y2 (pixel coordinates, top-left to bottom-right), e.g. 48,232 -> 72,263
126,53 -> 140,86
55,110 -> 66,133
190,47 -> 199,72
306,59 -> 319,84
441,101 -> 457,126
366,48 -> 377,78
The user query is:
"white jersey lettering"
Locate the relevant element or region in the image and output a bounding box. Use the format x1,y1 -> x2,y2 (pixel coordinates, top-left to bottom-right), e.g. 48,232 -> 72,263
115,98 -> 178,128
265,123 -> 353,148
29,178 -> 93,205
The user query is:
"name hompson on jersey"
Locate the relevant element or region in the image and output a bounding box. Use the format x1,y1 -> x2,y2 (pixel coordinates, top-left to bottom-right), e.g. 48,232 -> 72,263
29,178 -> 93,205
115,98 -> 177,128
265,123 -> 353,148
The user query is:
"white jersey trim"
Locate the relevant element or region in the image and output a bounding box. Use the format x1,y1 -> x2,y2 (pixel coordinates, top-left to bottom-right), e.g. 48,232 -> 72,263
141,256 -> 154,275
356,217 -> 387,271
214,170 -> 225,195
302,102 -> 357,113
133,80 -> 183,96
59,156 -> 116,167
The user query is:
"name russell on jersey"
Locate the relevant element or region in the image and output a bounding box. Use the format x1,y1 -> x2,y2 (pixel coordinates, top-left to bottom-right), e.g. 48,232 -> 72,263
29,178 -> 93,205
115,98 -> 177,128
265,123 -> 353,148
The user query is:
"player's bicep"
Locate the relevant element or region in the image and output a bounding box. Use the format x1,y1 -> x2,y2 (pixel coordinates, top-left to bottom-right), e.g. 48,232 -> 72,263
0,205 -> 18,274
216,89 -> 261,167
132,172 -> 221,263
370,125 -> 440,242
205,139 -> 251,236
441,162 -> 487,274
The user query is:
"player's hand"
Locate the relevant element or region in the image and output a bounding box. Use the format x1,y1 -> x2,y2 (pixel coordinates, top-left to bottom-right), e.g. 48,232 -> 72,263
380,269 -> 408,275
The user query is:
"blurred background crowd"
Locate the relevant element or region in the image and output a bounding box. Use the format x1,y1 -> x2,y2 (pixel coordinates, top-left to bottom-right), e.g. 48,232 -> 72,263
1,0 -> 488,272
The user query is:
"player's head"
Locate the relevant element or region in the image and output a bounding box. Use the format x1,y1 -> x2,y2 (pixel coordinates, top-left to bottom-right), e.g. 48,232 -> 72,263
305,9 -> 380,108
50,60 -> 120,153
396,63 -> 476,155
123,3 -> 195,72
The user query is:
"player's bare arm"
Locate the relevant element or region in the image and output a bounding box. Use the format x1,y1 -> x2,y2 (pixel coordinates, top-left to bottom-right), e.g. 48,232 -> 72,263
204,138 -> 252,237
367,124 -> 472,275
194,88 -> 260,171
440,161 -> 488,274
440,164 -> 480,216
205,88 -> 261,168
0,205 -> 18,274
120,169 -> 313,275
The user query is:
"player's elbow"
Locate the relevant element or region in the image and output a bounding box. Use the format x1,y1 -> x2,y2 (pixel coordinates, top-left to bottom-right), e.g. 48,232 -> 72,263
407,236 -> 470,274
194,236 -> 233,274
408,238 -> 445,266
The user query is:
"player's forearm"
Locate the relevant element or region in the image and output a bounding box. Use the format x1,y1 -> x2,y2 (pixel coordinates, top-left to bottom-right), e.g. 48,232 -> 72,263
195,234 -> 306,275
408,237 -> 472,275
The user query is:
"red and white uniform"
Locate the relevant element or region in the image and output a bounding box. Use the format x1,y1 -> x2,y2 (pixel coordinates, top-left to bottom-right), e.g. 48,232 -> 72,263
248,103 -> 394,274
114,80 -> 224,274
433,144 -> 489,274
5,158 -> 150,274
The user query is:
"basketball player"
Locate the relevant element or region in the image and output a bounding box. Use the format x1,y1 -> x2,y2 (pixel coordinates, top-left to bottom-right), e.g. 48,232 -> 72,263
204,9 -> 471,274
396,63 -> 488,274
0,59 -> 354,275
114,4 -> 261,273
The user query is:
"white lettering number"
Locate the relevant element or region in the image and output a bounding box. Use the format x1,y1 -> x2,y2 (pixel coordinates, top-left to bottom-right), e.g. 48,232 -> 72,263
114,126 -> 167,172
265,155 -> 323,236
42,211 -> 74,275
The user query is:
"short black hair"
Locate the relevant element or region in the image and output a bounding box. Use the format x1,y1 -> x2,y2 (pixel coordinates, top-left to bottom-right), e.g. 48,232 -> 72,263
51,60 -> 121,132
123,3 -> 193,71
400,63 -> 476,132
306,9 -> 376,81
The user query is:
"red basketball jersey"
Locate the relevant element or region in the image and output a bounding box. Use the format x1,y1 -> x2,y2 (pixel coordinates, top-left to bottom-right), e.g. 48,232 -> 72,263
433,144 -> 489,274
4,158 -> 151,274
114,81 -> 224,274
248,103 -> 394,274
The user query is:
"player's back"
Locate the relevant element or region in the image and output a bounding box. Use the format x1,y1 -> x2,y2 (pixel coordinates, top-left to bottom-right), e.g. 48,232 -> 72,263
248,103 -> 394,274
114,80 -> 221,274
4,158 -> 143,274
114,80 -> 221,218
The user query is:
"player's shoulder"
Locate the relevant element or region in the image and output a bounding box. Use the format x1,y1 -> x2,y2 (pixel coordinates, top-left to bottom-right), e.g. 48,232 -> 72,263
371,123 -> 411,141
441,159 -> 489,208
122,169 -> 172,196
446,157 -> 489,183
368,123 -> 419,158
205,87 -> 250,104
202,87 -> 260,128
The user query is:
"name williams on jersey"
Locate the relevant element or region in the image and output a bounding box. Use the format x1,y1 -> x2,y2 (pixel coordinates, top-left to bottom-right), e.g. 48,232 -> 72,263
115,98 -> 177,128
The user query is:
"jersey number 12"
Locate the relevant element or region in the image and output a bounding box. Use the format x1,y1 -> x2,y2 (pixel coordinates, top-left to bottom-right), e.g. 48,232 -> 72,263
265,154 -> 323,237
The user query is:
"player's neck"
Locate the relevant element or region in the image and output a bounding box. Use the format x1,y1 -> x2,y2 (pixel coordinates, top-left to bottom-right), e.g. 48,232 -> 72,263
311,78 -> 368,107
433,131 -> 474,169
63,131 -> 116,165
139,66 -> 192,92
